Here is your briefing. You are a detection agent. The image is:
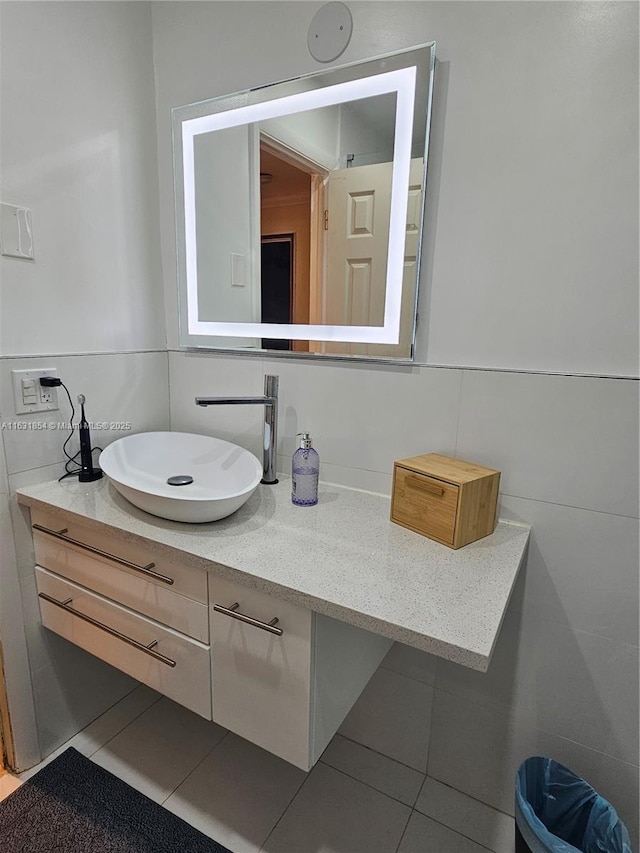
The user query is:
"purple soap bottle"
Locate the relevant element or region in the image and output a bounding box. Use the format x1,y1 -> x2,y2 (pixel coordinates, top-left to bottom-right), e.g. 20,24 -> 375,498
291,433 -> 319,506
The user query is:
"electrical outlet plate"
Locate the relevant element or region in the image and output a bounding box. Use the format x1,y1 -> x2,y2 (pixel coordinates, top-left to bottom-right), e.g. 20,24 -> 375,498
11,368 -> 59,414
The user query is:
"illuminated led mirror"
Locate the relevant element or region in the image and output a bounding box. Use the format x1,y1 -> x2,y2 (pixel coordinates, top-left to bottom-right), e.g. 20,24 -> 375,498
173,43 -> 435,360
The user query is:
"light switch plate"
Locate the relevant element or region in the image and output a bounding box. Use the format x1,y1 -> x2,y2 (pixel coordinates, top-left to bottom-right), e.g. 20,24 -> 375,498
1,203 -> 34,259
11,368 -> 59,414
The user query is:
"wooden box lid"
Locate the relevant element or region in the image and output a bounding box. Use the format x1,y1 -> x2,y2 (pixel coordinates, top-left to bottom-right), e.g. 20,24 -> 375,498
394,453 -> 499,485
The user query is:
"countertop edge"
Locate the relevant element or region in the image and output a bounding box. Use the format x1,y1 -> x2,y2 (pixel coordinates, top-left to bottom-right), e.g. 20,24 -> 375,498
16,484 -> 530,671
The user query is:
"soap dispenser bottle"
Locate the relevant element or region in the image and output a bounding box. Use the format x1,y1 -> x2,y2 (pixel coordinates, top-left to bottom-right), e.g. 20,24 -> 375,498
292,433 -> 319,506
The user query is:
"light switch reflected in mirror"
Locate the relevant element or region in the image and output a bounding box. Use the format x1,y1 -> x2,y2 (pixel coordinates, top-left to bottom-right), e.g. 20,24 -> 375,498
173,43 -> 435,361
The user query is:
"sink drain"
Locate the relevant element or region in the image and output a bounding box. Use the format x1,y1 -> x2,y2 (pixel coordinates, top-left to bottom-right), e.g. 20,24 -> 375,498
167,475 -> 194,486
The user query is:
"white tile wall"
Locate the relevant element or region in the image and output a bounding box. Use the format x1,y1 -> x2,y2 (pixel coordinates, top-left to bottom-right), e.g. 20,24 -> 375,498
168,352 -> 266,461
456,371 -> 639,517
0,490 -> 40,769
0,352 -> 169,475
1,351 -> 170,769
380,641 -> 438,686
0,8 -> 635,849
339,667 -> 434,772
169,352 -> 463,491
427,688 -> 538,815
500,495 -> 639,646
169,353 -> 638,849
1,1 -> 165,357
31,645 -> 137,759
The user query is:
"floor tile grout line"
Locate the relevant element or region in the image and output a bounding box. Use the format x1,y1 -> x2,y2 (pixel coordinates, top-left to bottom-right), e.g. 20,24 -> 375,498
18,689 -> 163,779
84,693 -> 164,757
331,732 -> 428,778
314,761 -> 416,813
414,775 -> 516,820
393,808 -> 414,853
409,807 -> 501,853
257,765 -> 314,852
159,729 -> 231,806
323,733 -> 517,835
318,753 -> 423,810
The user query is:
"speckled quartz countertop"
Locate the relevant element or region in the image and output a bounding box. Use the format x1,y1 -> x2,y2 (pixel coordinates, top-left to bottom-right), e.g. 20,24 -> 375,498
17,477 -> 530,672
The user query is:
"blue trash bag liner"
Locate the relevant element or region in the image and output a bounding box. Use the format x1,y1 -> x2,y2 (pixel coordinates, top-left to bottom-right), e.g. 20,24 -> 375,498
515,756 -> 633,853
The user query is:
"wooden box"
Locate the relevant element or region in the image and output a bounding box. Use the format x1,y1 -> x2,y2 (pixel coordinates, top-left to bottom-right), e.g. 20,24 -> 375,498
391,453 -> 500,549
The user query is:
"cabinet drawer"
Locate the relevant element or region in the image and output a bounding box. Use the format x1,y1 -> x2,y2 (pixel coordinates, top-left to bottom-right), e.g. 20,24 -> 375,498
32,508 -> 207,604
33,528 -> 208,643
391,466 -> 459,545
209,576 -> 313,770
36,566 -> 211,720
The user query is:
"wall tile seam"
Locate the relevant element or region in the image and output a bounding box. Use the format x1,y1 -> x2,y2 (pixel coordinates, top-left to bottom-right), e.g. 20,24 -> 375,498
0,350 -> 168,361
6,459 -> 77,480
379,660 -> 437,687
168,348 -> 640,382
16,584 -> 48,681
452,367 -> 465,458
430,685 -> 640,769
535,726 -> 640,772
430,673 -> 639,735
499,491 -> 640,521
504,601 -> 640,651
6,461 -> 71,480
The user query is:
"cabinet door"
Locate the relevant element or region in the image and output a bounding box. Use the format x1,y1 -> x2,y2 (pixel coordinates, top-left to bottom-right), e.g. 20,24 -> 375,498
209,576 -> 313,770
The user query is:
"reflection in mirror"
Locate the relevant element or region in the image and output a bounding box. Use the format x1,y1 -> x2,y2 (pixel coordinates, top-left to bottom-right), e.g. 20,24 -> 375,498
173,43 -> 435,361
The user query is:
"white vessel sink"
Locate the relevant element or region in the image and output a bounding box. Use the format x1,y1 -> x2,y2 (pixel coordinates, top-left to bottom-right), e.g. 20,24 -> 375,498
99,431 -> 263,523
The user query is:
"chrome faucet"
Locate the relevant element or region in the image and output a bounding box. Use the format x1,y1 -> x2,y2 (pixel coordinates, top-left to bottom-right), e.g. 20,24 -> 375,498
195,374 -> 279,485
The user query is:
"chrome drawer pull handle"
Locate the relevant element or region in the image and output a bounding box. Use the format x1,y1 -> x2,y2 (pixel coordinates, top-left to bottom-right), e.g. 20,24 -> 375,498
38,591 -> 177,667
32,524 -> 174,585
213,601 -> 283,636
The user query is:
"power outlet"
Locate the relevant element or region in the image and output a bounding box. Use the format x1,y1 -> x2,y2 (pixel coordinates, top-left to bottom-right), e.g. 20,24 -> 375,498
11,368 -> 60,415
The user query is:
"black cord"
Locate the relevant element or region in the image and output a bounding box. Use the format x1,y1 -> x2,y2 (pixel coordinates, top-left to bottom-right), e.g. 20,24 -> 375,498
60,382 -> 76,473
57,382 -> 102,482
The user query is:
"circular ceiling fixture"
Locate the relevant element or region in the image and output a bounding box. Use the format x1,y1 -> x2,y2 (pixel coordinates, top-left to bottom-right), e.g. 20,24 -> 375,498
307,2 -> 353,63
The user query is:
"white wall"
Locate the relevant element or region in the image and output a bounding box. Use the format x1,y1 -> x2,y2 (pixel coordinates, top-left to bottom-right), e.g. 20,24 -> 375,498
153,0 -> 638,378
0,1 -> 166,357
153,2 -> 639,845
0,2 -> 170,766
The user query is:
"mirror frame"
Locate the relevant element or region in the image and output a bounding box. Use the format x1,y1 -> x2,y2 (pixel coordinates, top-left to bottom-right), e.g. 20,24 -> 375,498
172,42 -> 436,361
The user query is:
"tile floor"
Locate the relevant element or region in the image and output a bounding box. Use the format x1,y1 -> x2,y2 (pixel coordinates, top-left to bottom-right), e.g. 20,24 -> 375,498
3,686 -> 516,853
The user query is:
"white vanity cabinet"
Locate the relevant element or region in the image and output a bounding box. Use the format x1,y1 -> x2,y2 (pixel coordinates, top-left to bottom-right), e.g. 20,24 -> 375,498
209,575 -> 391,769
18,479 -> 530,771
30,506 -> 392,771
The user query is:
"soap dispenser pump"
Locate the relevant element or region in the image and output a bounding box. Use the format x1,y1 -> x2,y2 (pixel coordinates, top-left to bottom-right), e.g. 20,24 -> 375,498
292,433 -> 319,506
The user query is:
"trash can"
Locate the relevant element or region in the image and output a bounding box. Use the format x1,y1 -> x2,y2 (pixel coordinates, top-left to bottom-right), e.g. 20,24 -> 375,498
515,756 -> 633,853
